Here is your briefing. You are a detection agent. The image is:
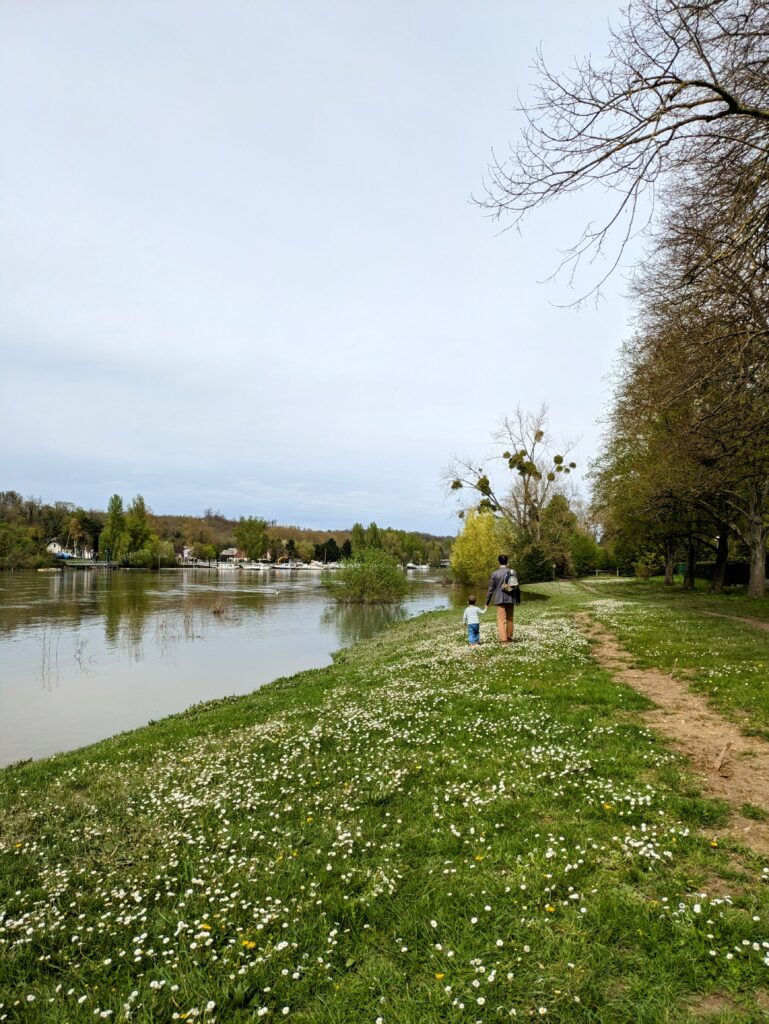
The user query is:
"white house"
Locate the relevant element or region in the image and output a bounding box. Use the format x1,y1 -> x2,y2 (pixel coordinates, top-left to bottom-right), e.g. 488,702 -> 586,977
46,540 -> 94,559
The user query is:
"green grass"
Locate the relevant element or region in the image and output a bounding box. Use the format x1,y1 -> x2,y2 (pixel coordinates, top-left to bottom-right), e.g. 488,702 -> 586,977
565,577 -> 769,737
2,588 -> 769,1022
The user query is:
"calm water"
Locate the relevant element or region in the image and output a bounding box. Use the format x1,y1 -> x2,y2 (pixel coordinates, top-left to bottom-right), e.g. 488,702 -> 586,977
0,568 -> 462,766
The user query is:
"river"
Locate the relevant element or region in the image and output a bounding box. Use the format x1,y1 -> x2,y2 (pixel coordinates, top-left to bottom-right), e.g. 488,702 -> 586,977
0,567 -> 464,767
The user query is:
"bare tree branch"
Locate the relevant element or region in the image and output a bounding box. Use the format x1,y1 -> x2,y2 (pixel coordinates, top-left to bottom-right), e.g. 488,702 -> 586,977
479,0 -> 769,299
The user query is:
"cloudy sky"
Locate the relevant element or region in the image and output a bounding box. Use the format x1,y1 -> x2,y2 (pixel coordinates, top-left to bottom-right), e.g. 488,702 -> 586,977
1,0 -> 636,534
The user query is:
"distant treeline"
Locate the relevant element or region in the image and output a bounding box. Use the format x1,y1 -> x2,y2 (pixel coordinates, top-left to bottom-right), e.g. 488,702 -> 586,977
0,491 -> 453,570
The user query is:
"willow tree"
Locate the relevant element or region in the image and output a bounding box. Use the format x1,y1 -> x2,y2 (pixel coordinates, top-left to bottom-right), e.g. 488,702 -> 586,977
450,510 -> 513,585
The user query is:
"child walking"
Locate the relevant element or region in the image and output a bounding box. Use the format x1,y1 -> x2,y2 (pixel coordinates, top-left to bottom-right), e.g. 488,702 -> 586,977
462,595 -> 486,646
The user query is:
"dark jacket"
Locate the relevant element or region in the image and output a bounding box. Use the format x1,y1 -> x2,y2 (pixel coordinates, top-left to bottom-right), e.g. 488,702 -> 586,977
486,566 -> 519,606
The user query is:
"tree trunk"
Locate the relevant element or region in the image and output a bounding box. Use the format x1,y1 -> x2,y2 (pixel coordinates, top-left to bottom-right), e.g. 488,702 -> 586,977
710,527 -> 729,594
683,539 -> 697,591
747,482 -> 767,598
664,541 -> 674,586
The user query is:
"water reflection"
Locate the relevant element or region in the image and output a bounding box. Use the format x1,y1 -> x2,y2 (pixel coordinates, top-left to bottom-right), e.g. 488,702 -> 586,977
38,624 -> 61,689
321,602 -> 411,645
72,635 -> 94,674
0,568 -> 457,765
105,577 -> 151,659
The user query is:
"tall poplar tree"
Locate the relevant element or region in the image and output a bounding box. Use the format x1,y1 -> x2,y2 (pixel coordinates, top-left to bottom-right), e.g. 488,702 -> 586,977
99,494 -> 125,563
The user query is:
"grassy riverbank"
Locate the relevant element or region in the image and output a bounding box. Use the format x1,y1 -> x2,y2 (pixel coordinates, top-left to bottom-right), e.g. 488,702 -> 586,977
2,582 -> 769,1022
567,578 -> 769,738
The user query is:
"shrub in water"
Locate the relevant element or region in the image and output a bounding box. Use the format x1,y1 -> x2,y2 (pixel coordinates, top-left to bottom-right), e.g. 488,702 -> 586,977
322,547 -> 408,604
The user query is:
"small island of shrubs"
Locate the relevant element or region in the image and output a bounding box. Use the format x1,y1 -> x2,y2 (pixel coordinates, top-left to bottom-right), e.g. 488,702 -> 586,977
322,547 -> 409,604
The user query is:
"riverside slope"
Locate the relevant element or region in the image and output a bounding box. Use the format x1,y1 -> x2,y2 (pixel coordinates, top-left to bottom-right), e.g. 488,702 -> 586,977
2,582 -> 769,1023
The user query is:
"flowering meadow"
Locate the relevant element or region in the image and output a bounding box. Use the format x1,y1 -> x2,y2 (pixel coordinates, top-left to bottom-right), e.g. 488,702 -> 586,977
2,588 -> 769,1022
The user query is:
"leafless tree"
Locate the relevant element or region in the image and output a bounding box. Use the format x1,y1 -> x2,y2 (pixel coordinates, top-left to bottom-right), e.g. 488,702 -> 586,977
445,405 -> 577,540
480,0 -> 769,297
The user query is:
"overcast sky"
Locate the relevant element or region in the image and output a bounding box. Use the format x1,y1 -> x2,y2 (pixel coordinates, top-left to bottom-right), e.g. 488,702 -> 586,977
1,0 -> 636,535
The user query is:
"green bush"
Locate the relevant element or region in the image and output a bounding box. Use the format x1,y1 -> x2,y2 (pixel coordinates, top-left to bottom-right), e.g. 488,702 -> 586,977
513,541 -> 552,583
634,552 -> 662,578
127,547 -> 154,569
126,539 -> 177,569
0,521 -> 48,569
570,532 -> 603,576
322,548 -> 408,604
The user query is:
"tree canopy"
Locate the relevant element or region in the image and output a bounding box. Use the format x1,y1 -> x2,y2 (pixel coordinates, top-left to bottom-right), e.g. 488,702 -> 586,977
234,517 -> 269,560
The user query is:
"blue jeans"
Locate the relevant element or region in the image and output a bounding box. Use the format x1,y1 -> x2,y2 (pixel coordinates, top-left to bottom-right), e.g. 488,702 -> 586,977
468,623 -> 480,644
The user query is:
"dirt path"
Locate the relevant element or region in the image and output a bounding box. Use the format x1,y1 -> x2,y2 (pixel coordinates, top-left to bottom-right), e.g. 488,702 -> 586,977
575,611 -> 769,857
701,610 -> 769,633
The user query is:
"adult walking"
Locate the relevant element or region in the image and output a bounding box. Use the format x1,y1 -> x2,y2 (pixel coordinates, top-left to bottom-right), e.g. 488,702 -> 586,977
484,554 -> 520,644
